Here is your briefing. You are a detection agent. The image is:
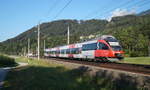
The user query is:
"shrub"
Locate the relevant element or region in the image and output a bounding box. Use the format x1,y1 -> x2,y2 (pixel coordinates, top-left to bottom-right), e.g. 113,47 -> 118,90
0,55 -> 17,67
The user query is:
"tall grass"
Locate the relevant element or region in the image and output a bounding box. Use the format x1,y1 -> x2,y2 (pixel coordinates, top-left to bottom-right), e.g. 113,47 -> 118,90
0,55 -> 17,67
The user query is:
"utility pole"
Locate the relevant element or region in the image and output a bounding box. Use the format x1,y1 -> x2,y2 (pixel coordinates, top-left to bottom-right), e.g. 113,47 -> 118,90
67,26 -> 70,45
24,47 -> 26,56
28,38 -> 30,57
38,22 -> 40,60
148,42 -> 150,57
44,40 -> 45,51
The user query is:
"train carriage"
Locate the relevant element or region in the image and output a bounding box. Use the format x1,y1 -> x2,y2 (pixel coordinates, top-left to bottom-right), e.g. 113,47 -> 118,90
44,35 -> 124,61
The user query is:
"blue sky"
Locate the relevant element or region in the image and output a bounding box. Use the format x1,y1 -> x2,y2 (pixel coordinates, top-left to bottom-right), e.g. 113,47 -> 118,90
0,0 -> 150,42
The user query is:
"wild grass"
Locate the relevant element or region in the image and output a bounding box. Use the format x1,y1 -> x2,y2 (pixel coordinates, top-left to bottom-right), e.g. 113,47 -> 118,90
121,57 -> 150,65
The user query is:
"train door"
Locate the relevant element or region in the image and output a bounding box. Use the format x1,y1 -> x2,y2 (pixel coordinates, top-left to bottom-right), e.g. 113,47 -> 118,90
95,42 -> 110,57
74,44 -> 82,59
82,43 -> 97,59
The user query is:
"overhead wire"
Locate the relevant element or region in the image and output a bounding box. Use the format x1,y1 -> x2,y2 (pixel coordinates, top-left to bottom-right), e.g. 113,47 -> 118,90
136,0 -> 150,8
52,0 -> 73,20
37,0 -> 73,37
84,0 -> 114,19
45,0 -> 62,18
84,0 -> 142,19
122,0 -> 149,10
124,0 -> 146,8
38,0 -> 61,22
94,0 -> 133,18
96,0 -> 150,19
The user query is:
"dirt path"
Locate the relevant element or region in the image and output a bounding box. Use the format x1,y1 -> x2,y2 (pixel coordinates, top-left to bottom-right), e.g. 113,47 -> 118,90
0,68 -> 10,88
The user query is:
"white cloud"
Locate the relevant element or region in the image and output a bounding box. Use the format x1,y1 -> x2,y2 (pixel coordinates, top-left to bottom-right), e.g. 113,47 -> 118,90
108,9 -> 136,21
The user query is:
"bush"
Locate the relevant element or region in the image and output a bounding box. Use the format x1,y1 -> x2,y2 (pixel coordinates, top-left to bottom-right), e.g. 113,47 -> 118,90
130,52 -> 139,57
0,55 -> 17,67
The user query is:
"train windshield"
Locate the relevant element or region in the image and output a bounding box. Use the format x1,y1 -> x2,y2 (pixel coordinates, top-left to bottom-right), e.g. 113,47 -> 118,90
104,37 -> 118,42
111,46 -> 122,51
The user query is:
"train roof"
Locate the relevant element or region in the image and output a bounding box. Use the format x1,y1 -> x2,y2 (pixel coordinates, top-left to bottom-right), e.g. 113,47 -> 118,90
96,35 -> 116,40
79,35 -> 115,43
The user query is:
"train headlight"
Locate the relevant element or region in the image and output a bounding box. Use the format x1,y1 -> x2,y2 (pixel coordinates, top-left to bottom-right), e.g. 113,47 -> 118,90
115,53 -> 124,60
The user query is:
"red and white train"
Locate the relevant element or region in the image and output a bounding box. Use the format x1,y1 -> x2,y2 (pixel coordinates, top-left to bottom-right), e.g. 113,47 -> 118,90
44,35 -> 124,61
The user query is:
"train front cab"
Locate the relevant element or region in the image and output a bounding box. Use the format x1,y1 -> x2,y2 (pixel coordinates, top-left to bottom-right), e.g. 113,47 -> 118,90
95,40 -> 124,61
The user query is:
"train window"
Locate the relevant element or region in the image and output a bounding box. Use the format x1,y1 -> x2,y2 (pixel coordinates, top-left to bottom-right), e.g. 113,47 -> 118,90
104,37 -> 118,42
111,46 -> 122,51
70,48 -> 74,54
70,48 -> 80,54
63,50 -> 65,54
98,42 -> 109,50
61,49 -> 66,54
50,51 -> 52,54
47,51 -> 50,54
64,49 -> 67,54
66,49 -> 70,54
75,48 -> 80,54
56,50 -> 60,54
62,50 -> 65,54
82,43 -> 97,51
52,51 -> 56,54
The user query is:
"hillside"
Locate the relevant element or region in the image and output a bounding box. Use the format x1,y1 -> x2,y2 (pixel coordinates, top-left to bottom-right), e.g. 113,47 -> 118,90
0,19 -> 108,55
0,10 -> 150,57
138,9 -> 150,16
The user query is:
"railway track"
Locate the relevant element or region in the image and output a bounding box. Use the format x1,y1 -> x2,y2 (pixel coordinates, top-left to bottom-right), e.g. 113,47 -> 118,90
45,58 -> 150,75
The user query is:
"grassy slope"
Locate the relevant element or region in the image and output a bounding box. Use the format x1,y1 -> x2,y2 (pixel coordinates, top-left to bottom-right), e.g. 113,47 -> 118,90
122,57 -> 150,65
2,57 -> 139,90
